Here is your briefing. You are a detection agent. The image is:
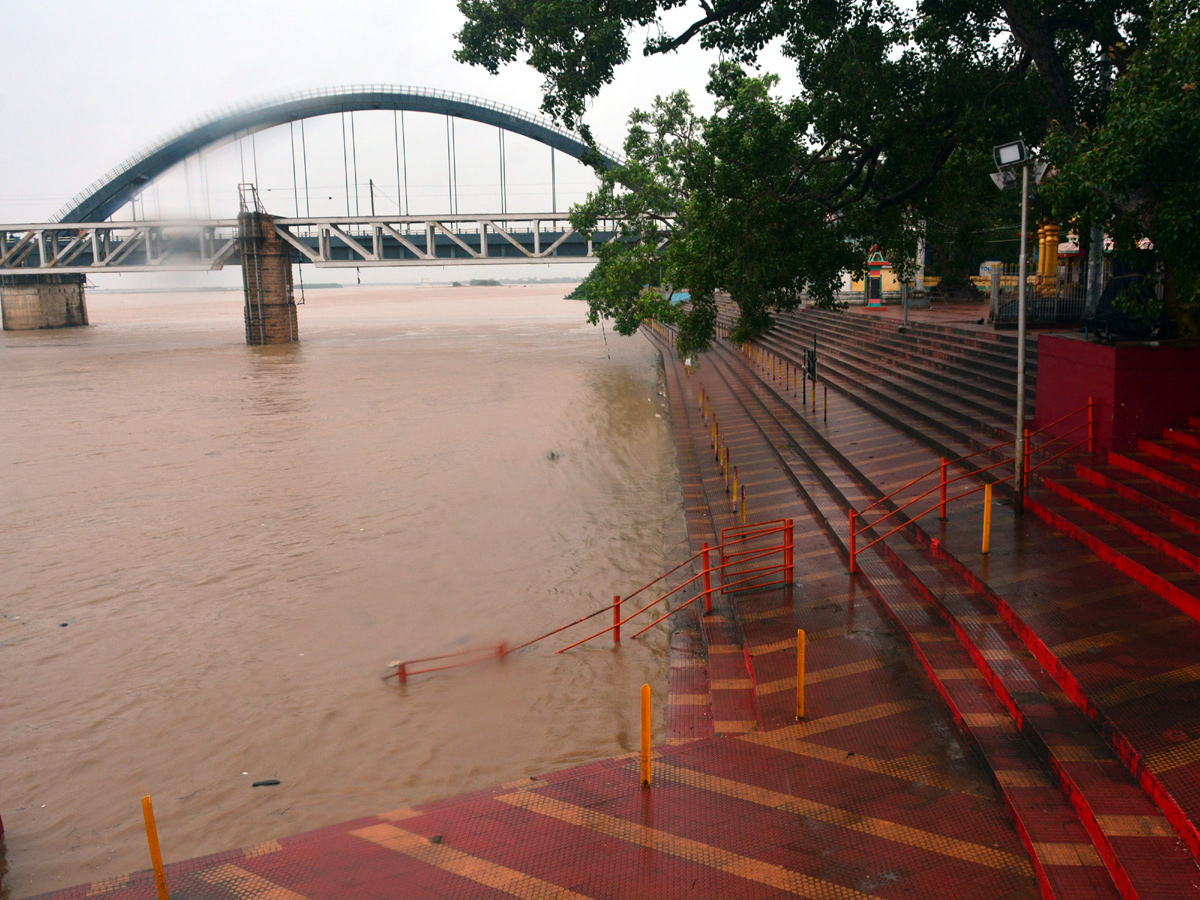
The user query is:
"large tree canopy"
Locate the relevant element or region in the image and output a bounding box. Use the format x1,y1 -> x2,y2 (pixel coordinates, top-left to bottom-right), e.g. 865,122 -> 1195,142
456,1 -> 1166,346
1044,0 -> 1200,333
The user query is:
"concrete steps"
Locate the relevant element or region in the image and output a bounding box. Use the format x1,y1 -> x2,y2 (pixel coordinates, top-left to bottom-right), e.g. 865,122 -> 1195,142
689,334 -> 1200,900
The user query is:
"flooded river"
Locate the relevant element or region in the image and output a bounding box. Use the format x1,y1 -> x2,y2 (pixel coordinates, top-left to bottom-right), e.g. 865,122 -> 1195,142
0,284 -> 684,896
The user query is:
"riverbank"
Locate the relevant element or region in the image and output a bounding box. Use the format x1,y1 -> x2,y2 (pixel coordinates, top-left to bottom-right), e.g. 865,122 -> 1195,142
0,284 -> 682,896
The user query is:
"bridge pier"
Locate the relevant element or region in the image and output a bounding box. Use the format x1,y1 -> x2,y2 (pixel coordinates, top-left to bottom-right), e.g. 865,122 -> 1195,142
1,273 -> 88,331
238,211 -> 298,345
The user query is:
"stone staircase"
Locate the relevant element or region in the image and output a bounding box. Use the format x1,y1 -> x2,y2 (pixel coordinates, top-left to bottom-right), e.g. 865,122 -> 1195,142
696,305 -> 1200,899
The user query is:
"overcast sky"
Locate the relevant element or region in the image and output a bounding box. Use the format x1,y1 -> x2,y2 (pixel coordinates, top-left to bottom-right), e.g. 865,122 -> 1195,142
0,2 -> 794,283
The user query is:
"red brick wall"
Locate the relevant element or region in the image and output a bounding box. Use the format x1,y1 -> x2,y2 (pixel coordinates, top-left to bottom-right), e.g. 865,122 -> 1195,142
239,213 -> 299,345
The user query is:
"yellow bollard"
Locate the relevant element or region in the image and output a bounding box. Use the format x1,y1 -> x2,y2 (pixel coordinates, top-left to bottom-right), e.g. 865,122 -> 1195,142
640,683 -> 652,787
741,490 -> 747,524
796,629 -> 806,720
732,467 -> 738,506
142,796 -> 170,900
982,483 -> 993,555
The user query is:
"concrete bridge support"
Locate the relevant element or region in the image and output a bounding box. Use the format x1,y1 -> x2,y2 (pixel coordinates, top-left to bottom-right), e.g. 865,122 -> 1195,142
1,273 -> 88,331
238,211 -> 298,345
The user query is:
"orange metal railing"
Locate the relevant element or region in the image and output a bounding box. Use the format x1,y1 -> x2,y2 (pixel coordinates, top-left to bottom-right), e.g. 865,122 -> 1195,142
846,399 -> 1096,573
386,520 -> 794,682
559,520 -> 793,649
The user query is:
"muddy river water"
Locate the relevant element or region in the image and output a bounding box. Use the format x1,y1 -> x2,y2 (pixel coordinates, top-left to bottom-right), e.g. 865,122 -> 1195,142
0,284 -> 684,896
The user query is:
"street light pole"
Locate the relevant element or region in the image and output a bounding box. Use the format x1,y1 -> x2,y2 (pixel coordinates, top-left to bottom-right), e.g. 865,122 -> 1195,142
1014,162 -> 1030,513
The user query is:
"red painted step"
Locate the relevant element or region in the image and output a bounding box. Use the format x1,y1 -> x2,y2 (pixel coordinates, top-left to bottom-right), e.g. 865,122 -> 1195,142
1142,437 -> 1200,472
1044,472 -> 1200,575
880,535 -> 1200,900
1108,450 -> 1200,499
1023,487 -> 1200,623
1075,460 -> 1200,537
1167,426 -> 1200,450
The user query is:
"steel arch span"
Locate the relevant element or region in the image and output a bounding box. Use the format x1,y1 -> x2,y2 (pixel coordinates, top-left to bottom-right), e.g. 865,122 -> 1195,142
53,85 -> 621,224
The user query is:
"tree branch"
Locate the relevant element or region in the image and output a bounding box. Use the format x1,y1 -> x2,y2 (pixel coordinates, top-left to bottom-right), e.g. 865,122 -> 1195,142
650,0 -> 768,55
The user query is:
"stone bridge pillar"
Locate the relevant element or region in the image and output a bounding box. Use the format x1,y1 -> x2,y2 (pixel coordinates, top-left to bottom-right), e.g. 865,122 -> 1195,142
1,273 -> 88,331
238,211 -> 298,345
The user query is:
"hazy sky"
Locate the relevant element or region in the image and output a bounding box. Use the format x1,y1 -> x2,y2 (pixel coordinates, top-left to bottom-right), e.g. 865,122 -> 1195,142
0,2 -> 793,283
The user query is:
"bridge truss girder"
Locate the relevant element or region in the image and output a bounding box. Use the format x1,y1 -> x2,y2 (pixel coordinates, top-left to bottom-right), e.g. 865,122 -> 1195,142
0,214 -> 631,275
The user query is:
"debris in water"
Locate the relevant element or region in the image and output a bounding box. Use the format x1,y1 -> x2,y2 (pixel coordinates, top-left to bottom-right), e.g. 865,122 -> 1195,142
252,779 -> 281,788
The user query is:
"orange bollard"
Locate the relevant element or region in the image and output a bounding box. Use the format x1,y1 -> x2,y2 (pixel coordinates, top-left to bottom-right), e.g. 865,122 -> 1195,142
741,490 -> 747,524
613,595 -> 622,643
982,484 -> 993,555
732,467 -> 739,506
702,543 -> 713,613
940,458 -> 948,520
142,796 -> 170,900
848,508 -> 857,574
640,684 -> 652,787
795,629 -> 806,720
397,662 -> 408,685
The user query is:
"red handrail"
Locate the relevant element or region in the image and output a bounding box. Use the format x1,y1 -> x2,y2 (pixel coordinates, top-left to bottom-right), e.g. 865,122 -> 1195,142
859,400 -> 1092,518
848,400 -> 1095,570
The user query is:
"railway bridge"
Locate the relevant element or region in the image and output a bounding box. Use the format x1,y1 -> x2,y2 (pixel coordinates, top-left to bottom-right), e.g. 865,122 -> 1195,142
0,85 -> 632,343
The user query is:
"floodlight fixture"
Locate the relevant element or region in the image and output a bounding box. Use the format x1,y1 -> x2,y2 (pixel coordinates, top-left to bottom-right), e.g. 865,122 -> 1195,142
993,141 -> 1028,170
990,171 -> 1018,191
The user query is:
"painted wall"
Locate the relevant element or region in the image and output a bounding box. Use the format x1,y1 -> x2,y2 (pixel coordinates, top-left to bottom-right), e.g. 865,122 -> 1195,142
1036,334 -> 1200,453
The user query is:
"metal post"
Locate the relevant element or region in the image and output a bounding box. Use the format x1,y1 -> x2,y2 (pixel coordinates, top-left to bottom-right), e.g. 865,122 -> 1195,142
613,595 -> 621,643
785,520 -> 794,582
702,543 -> 712,613
1086,226 -> 1105,317
902,281 -> 909,328
940,458 -> 948,520
848,509 -> 857,574
1089,397 -> 1097,454
1014,163 -> 1030,514
1024,428 -> 1032,489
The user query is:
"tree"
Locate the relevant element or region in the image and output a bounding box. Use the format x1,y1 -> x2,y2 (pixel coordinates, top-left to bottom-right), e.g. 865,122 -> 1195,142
1043,0 -> 1200,334
456,1 -> 1155,347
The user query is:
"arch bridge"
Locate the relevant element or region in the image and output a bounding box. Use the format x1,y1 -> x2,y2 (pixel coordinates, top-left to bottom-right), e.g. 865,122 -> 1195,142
1,86 -> 641,342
